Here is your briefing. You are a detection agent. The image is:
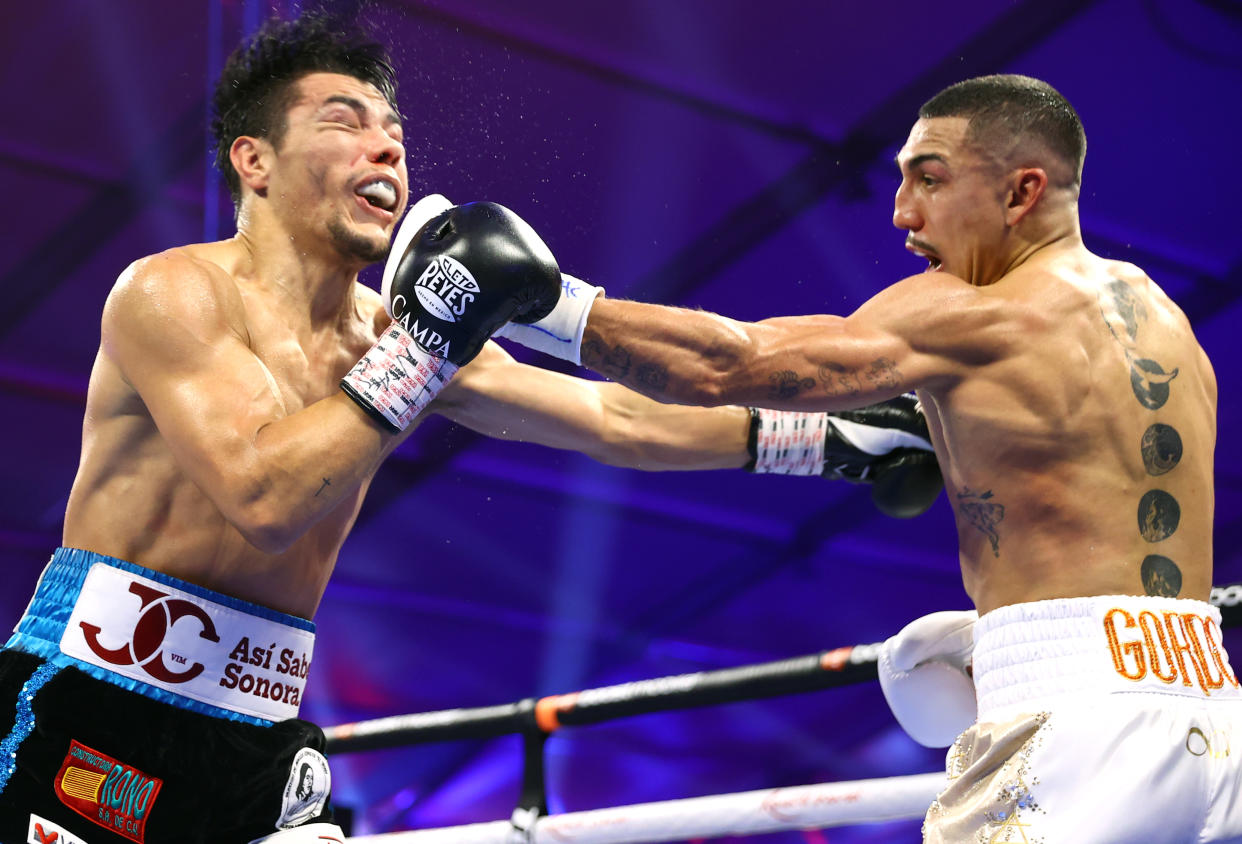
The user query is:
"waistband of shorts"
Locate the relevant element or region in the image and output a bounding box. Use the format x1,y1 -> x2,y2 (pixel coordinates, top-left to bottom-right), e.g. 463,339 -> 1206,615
973,594 -> 1240,720
4,547 -> 315,725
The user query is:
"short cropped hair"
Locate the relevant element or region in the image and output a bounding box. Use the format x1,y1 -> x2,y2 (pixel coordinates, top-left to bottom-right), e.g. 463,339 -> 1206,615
919,74 -> 1086,188
210,14 -> 400,211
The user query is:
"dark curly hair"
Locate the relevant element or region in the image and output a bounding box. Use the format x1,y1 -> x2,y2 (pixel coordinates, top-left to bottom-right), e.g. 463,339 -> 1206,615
210,13 -> 399,212
919,74 -> 1086,190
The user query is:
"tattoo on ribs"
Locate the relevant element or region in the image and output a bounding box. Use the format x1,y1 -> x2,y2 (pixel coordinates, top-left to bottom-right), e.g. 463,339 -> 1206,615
315,478 -> 332,498
768,370 -> 816,400
1140,424 -> 1182,476
1137,489 -> 1180,542
1141,554 -> 1183,598
956,488 -> 1005,558
1098,278 -> 1179,410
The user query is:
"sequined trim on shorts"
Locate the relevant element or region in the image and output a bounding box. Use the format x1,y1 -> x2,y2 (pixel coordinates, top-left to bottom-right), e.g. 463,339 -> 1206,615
0,661 -> 61,794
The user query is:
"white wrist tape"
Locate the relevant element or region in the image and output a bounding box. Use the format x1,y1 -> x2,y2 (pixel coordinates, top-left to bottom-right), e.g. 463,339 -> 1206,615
877,610 -> 978,747
341,321 -> 459,432
494,273 -> 603,365
382,193 -> 454,318
751,409 -> 829,475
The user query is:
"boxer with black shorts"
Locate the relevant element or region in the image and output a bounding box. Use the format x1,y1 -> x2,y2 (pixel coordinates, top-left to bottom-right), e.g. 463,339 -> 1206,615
501,75 -> 1242,842
0,14 -> 940,843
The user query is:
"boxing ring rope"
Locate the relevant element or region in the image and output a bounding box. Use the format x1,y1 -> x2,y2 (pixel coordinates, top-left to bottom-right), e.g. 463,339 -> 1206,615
329,585 -> 1242,841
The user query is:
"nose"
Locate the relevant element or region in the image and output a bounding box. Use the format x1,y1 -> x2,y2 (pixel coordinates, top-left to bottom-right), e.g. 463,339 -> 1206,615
892,181 -> 920,231
369,128 -> 404,169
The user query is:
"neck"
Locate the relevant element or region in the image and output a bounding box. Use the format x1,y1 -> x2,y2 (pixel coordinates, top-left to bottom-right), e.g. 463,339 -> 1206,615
986,205 -> 1083,285
234,204 -> 364,327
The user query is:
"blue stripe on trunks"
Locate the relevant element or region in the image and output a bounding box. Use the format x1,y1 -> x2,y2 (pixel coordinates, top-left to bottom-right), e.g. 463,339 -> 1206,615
4,547 -> 316,726
0,660 -> 61,795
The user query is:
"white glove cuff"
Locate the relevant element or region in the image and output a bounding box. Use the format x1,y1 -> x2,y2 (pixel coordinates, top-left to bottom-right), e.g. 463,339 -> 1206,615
494,273 -> 603,365
750,409 -> 829,475
382,193 -> 454,318
341,321 -> 459,433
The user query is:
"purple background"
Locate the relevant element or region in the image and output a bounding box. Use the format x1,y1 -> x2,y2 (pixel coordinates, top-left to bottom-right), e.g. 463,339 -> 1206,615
2,0 -> 1240,839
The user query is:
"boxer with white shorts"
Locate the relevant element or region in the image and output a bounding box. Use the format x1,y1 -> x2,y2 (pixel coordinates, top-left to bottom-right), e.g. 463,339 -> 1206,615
503,73 -> 1241,841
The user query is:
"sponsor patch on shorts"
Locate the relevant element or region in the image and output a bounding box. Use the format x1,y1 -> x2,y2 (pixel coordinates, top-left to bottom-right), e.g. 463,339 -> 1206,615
28,814 -> 93,844
277,747 -> 331,828
53,740 -> 162,843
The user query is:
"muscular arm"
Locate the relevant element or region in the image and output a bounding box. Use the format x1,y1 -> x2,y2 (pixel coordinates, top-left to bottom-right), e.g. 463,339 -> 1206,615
580,274 -> 1003,412
432,341 -> 750,471
103,253 -> 408,553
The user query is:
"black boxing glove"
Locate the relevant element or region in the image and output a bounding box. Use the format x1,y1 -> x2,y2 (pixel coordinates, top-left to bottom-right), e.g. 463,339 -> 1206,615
746,394 -> 944,518
341,198 -> 561,432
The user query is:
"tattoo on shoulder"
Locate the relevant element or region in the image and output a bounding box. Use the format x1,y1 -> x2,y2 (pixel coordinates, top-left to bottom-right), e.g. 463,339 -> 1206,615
315,477 -> 332,498
1097,278 -> 1179,410
769,370 -> 816,400
956,487 -> 1005,558
1141,554 -> 1182,597
1103,279 -> 1147,344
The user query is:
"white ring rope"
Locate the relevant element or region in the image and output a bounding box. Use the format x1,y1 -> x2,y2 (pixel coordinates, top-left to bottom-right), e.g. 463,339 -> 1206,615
347,772 -> 946,843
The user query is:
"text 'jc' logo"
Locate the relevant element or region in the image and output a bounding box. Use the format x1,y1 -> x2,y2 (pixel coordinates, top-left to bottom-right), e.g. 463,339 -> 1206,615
79,583 -> 220,683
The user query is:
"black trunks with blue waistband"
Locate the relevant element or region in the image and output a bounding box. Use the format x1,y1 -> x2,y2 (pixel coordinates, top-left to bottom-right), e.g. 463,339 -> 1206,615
0,548 -> 335,843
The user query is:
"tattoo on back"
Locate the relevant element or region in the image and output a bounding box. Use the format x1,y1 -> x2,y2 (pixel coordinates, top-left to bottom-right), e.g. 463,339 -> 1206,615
1140,424 -> 1182,476
1141,554 -> 1183,598
1137,489 -> 1180,543
956,488 -> 1005,558
1098,278 -> 1179,410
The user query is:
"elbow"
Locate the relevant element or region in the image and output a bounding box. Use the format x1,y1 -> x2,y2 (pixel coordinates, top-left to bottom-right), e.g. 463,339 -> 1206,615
229,495 -> 306,555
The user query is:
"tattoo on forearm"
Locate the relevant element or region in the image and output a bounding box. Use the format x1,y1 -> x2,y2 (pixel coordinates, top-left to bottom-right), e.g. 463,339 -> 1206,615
1098,278 -> 1179,410
769,370 -> 816,400
581,338 -> 669,392
956,488 -> 1005,557
315,477 -> 332,498
1141,554 -> 1183,597
864,357 -> 901,389
1141,424 -> 1182,476
1137,489 -> 1180,542
815,358 -> 902,398
582,338 -> 633,379
635,363 -> 669,390
818,362 -> 862,397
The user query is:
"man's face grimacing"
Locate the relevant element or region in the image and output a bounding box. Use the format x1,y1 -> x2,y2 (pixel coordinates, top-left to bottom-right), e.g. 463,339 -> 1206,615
268,72 -> 408,265
892,117 -> 1011,286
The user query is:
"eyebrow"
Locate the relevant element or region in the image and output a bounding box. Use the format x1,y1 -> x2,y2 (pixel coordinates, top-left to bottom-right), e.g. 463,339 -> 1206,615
322,94 -> 403,128
895,152 -> 947,171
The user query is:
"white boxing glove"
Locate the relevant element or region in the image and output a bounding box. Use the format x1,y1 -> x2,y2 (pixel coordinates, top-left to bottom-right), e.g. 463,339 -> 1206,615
494,271 -> 603,364
877,609 -> 978,747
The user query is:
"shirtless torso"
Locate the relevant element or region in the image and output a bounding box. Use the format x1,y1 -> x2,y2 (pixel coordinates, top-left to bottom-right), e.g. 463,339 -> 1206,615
576,112 -> 1217,614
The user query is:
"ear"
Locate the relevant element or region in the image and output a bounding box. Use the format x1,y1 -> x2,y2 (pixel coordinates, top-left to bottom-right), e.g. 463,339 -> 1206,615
1004,167 -> 1047,226
230,135 -> 273,197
